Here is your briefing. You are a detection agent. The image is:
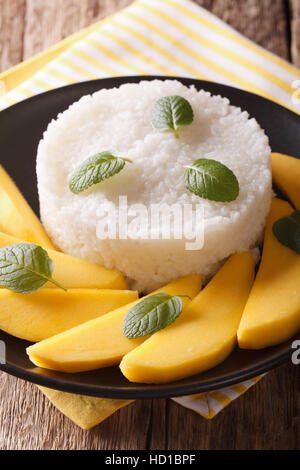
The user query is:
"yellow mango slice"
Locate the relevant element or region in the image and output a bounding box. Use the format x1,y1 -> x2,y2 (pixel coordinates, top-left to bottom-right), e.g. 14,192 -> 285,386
271,153 -> 300,209
27,274 -> 202,373
0,288 -> 138,342
0,165 -> 55,249
120,253 -> 254,384
0,231 -> 128,290
238,198 -> 300,349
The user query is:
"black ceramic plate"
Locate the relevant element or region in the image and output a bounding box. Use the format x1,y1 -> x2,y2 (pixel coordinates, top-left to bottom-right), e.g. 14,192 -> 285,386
0,76 -> 299,399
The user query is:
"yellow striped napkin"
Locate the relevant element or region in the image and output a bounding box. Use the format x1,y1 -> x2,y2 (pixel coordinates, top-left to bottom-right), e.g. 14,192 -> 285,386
0,0 -> 299,429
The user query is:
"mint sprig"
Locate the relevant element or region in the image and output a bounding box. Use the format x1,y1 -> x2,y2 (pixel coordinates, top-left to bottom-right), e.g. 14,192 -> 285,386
184,158 -> 239,202
273,210 -> 300,254
0,243 -> 66,294
123,293 -> 183,339
69,151 -> 132,194
152,95 -> 194,138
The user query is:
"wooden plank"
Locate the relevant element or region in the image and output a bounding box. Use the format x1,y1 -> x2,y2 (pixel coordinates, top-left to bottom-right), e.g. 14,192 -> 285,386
167,364 -> 298,450
291,0 -> 300,67
194,0 -> 290,60
0,372 -> 154,450
0,0 -> 26,72
0,364 -> 298,450
23,0 -> 133,60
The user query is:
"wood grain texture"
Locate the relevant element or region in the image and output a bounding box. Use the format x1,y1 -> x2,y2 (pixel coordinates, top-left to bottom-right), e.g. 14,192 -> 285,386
0,0 -> 26,71
291,0 -> 300,67
0,364 -> 298,450
0,0 -> 299,450
194,0 -> 290,60
0,0 -> 297,72
23,0 -> 133,60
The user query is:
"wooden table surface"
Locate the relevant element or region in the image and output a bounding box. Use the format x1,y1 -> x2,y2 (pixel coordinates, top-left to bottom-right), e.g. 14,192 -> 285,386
0,0 -> 299,450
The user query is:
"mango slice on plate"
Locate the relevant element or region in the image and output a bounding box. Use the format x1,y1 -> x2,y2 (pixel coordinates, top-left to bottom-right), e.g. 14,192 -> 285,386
0,288 -> 138,342
0,165 -> 55,249
120,253 -> 254,384
238,198 -> 300,349
0,231 -> 128,290
271,153 -> 300,209
27,274 -> 202,373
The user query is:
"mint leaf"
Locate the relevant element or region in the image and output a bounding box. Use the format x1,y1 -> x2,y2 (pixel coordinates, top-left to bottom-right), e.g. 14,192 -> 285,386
184,158 -> 239,202
123,293 -> 183,339
273,210 -> 300,254
0,243 -> 67,294
152,95 -> 194,138
69,151 -> 132,194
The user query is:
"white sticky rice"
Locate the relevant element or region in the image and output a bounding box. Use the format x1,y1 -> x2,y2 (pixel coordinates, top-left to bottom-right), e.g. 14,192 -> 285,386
37,80 -> 272,292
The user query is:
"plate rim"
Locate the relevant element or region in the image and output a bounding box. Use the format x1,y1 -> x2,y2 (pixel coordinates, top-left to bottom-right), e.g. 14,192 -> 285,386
0,347 -> 292,399
0,75 -> 298,399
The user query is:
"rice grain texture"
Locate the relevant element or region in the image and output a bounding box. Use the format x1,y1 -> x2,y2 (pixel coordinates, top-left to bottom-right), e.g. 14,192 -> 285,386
37,80 -> 272,292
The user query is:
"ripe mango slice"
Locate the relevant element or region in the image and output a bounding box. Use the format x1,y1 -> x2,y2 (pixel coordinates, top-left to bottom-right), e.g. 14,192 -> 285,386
271,153 -> 300,209
0,288 -> 138,342
238,198 -> 300,349
27,274 -> 202,373
120,253 -> 254,384
0,231 -> 128,290
0,165 -> 55,249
